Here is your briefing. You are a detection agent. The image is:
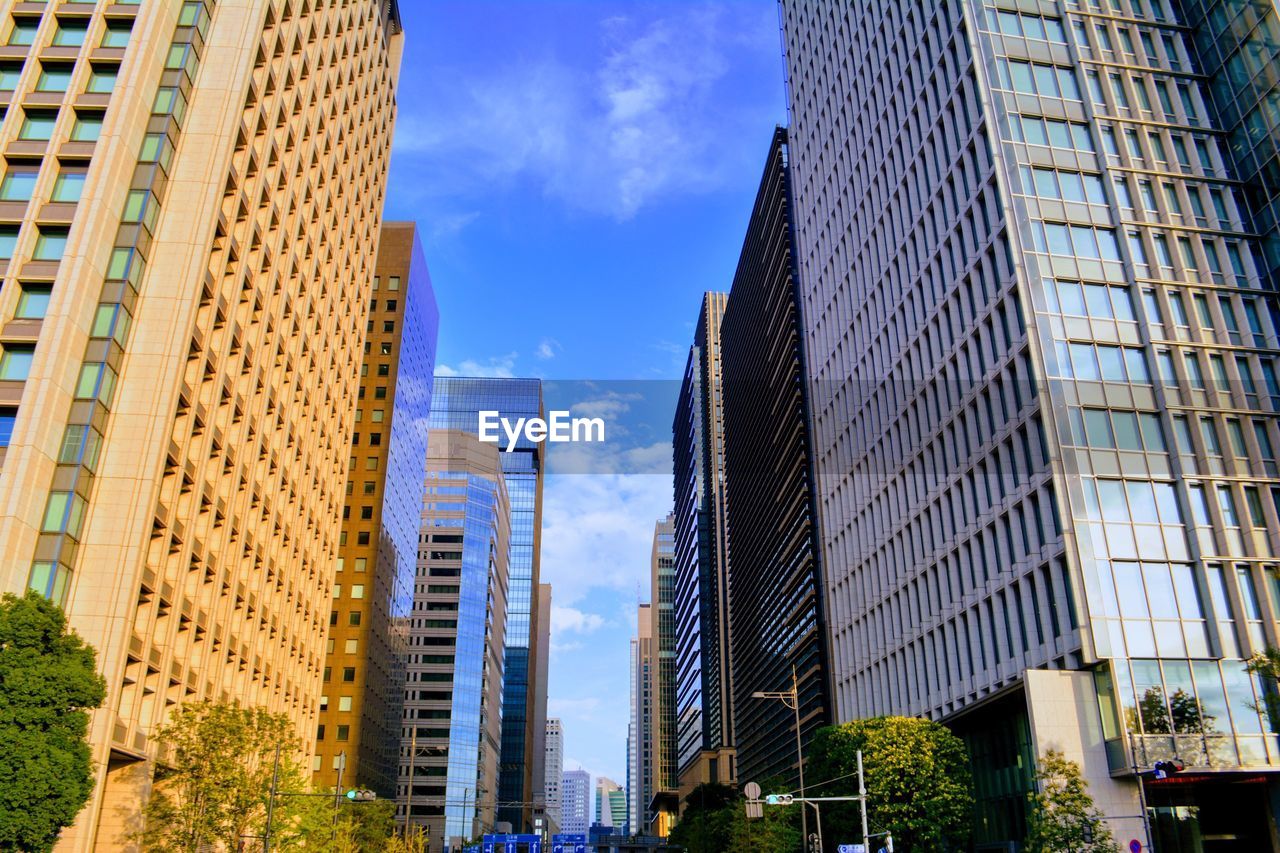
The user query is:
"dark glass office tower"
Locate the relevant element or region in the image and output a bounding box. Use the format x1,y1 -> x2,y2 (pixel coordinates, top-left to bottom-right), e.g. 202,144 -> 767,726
720,128 -> 831,790
430,377 -> 546,831
672,292 -> 735,798
783,0 -> 1280,847
1177,1 -> 1280,277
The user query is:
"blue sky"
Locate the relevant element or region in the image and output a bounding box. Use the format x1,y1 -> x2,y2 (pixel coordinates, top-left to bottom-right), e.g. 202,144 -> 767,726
382,1 -> 787,788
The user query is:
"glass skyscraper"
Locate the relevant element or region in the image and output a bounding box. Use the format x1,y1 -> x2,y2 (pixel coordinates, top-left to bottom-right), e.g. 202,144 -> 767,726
429,377 -> 546,831
783,0 -> 1280,846
400,430 -> 510,849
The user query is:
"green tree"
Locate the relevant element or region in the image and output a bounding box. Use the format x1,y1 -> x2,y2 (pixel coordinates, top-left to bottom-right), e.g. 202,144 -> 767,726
668,783 -> 739,853
275,791 -> 394,852
140,701 -> 305,851
0,590 -> 106,853
1024,751 -> 1118,853
807,716 -> 973,852
727,800 -> 800,852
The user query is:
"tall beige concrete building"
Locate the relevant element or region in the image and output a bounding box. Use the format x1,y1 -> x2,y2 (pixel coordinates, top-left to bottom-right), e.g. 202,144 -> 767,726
0,0 -> 404,848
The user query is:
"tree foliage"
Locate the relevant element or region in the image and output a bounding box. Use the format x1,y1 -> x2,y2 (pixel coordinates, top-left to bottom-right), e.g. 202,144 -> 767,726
0,590 -> 106,853
807,716 -> 973,852
140,701 -> 306,851
668,783 -> 739,853
1024,751 -> 1118,853
667,782 -> 800,853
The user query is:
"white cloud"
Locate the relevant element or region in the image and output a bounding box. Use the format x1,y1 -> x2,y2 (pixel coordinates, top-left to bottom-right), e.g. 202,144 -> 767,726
540,473 -> 672,607
393,4 -> 780,219
552,604 -> 607,634
435,352 -> 518,378
536,338 -> 560,360
427,211 -> 480,242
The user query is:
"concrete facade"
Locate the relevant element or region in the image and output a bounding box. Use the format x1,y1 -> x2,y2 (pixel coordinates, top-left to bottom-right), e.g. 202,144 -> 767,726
782,0 -> 1280,846
0,1 -> 402,847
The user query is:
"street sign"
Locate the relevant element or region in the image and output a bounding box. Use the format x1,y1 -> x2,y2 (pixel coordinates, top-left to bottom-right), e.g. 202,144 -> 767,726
838,845 -> 866,853
744,782 -> 761,800
1129,841 -> 1142,853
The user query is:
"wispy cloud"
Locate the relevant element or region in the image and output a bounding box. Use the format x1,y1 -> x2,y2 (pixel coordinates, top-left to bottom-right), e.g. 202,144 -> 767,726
536,338 -> 560,360
552,604 -> 608,634
393,3 -> 780,219
435,352 -> 519,378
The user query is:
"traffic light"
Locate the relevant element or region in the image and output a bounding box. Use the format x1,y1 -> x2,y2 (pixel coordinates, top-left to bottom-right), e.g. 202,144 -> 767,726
1152,759 -> 1184,780
764,794 -> 795,806
345,788 -> 377,802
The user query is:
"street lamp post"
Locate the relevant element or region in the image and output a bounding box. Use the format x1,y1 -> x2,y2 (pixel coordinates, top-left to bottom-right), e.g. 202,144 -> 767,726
752,664 -> 810,850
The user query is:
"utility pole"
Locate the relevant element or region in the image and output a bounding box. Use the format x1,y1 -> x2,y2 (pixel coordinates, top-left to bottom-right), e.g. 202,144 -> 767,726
405,729 -> 416,838
858,749 -> 869,852
752,664 -> 810,848
262,742 -> 282,853
333,750 -> 346,844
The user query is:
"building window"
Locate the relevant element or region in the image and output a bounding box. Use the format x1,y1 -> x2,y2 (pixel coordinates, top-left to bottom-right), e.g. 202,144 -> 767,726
0,63 -> 21,90
0,407 -> 15,446
344,639 -> 358,654
18,111 -> 56,141
51,22 -> 87,47
101,24 -> 131,48
351,585 -> 364,599
33,228 -> 68,261
338,696 -> 353,712
7,20 -> 38,47
336,726 -> 349,742
86,67 -> 117,94
0,168 -> 37,201
36,64 -> 72,92
342,667 -> 355,682
15,285 -> 51,319
69,112 -> 103,142
0,345 -> 34,381
50,169 -> 85,203
0,226 -> 17,259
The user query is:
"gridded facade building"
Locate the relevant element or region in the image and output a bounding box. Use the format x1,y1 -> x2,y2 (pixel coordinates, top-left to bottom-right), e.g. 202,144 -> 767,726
429,376 -> 546,832
313,223 -> 437,797
783,0 -> 1280,846
672,292 -> 736,797
720,128 -> 831,791
545,717 -> 564,830
0,1 -> 403,847
628,603 -> 655,833
399,429 -> 510,848
647,512 -> 678,835
561,768 -> 591,837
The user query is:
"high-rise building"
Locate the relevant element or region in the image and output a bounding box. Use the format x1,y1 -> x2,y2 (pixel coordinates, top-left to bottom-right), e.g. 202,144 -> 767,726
531,582 -> 553,828
429,376 -> 546,831
561,769 -> 591,837
672,292 -> 735,799
0,2 -> 403,847
313,223 -> 438,797
647,513 -> 679,836
719,128 -> 831,790
544,718 -> 564,830
629,604 -> 656,834
594,776 -> 627,831
1178,1 -> 1280,279
783,0 -> 1280,846
399,430 -> 510,847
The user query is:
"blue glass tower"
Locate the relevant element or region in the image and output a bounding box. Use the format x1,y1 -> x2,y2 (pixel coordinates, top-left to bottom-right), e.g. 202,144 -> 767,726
430,377 -> 545,831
